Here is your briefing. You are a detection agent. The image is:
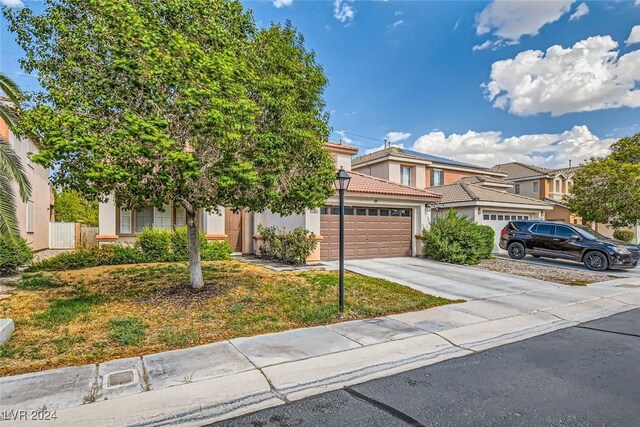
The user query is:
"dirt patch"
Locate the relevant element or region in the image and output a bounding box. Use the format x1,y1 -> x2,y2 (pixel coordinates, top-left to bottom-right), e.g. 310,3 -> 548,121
477,258 -> 622,286
136,281 -> 231,307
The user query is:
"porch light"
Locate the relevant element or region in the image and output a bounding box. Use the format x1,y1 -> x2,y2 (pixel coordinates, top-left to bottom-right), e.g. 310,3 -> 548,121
334,167 -> 351,192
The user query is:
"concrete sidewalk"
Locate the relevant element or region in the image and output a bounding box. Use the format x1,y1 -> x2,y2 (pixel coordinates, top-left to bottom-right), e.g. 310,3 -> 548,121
2,278 -> 640,426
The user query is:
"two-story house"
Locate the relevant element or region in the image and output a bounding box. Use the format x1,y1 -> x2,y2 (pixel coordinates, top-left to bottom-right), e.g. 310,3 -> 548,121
351,148 -> 553,253
0,118 -> 52,251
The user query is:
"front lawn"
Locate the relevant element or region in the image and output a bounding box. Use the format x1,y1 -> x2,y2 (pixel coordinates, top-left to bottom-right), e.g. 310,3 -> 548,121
0,260 -> 456,376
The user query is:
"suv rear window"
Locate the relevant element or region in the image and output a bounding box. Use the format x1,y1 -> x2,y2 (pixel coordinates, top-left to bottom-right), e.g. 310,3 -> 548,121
532,224 -> 553,235
507,221 -> 532,231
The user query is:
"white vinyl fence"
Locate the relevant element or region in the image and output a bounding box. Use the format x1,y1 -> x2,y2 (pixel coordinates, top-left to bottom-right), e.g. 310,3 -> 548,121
49,222 -> 76,249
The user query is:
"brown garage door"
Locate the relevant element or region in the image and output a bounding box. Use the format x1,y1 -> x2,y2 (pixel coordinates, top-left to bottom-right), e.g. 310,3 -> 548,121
320,206 -> 412,260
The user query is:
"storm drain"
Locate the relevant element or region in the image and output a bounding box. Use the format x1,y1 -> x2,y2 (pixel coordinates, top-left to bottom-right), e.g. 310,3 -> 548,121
105,370 -> 136,388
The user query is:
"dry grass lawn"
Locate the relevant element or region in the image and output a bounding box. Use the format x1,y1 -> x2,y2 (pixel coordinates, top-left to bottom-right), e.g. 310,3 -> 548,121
0,260 -> 456,376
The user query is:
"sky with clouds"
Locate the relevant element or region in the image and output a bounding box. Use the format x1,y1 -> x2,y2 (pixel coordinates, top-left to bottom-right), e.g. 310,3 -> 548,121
1,0 -> 640,169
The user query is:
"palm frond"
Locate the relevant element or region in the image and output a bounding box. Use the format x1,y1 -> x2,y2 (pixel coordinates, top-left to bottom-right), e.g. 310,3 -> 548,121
0,73 -> 22,106
0,101 -> 19,128
0,136 -> 31,202
0,173 -> 20,243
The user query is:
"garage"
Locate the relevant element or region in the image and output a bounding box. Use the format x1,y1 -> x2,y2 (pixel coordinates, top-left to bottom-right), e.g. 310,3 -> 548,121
320,206 -> 412,260
481,211 -> 532,253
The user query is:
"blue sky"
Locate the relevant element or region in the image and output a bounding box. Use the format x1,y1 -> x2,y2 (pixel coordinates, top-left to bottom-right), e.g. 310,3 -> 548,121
2,0 -> 640,168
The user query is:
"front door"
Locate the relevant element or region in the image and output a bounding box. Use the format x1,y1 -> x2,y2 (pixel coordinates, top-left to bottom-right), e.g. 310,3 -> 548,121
225,208 -> 242,253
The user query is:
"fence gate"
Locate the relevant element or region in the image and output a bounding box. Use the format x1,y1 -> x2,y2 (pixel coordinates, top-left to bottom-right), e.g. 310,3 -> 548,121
49,222 -> 76,249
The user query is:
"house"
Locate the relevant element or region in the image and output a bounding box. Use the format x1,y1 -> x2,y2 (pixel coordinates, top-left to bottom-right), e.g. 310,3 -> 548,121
0,118 -> 52,251
97,142 -> 442,261
351,146 -> 507,189
429,178 -> 552,253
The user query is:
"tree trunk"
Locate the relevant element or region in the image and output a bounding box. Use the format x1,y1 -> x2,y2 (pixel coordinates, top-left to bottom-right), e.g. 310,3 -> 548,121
186,209 -> 204,290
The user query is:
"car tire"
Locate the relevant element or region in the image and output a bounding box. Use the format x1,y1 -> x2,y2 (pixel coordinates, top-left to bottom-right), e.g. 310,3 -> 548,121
583,251 -> 608,271
507,242 -> 526,260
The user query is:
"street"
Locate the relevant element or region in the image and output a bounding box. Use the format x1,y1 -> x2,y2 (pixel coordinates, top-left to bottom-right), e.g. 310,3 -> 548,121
215,308 -> 640,427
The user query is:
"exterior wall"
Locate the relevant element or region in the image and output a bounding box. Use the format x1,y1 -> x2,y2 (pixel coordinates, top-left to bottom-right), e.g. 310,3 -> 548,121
1,123 -> 51,251
424,167 -> 479,187
432,207 -> 477,222
507,178 -> 540,199
333,153 -> 352,171
352,162 -> 390,181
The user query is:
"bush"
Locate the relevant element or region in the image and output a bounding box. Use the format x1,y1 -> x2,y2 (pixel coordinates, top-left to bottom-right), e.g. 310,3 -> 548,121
136,227 -> 172,261
28,247 -> 112,271
171,227 -> 207,261
202,240 -> 233,261
613,229 -> 635,243
476,225 -> 495,258
257,225 -> 318,266
0,238 -> 33,276
108,244 -> 147,265
422,210 -> 493,265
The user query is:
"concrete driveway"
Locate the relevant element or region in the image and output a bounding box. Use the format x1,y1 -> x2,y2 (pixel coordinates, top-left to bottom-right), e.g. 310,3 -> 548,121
340,257 -> 562,300
496,254 -> 640,278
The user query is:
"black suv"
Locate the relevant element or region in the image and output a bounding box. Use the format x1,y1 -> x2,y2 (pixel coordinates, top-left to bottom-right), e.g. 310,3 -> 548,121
499,220 -> 639,271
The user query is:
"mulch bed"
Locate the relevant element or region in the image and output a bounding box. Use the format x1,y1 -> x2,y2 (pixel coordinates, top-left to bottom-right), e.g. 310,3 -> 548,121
136,282 -> 231,307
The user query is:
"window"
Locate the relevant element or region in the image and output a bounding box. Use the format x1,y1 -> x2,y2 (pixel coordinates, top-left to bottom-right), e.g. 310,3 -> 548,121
490,215 -> 497,220
523,215 -> 529,220
320,207 -> 328,215
331,207 -> 340,215
391,209 -> 400,217
431,169 -> 444,186
401,166 -> 411,186
356,208 -> 367,216
483,214 -> 490,220
554,226 -> 576,238
555,180 -> 561,192
175,206 -> 187,228
154,205 -> 172,230
535,224 -> 554,235
379,209 -> 390,216
120,210 -> 132,234
517,215 -> 523,220
368,209 -> 378,216
26,200 -> 34,233
514,184 -> 521,195
400,209 -> 410,217
135,207 -> 154,233
344,207 -> 354,215
497,215 -> 504,220
533,181 -> 539,193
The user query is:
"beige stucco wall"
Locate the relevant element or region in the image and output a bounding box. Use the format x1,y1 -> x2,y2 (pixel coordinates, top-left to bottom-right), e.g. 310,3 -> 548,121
2,124 -> 51,251
508,179 -> 540,199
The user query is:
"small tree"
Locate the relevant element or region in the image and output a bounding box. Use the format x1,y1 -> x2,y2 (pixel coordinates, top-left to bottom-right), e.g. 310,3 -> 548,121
567,134 -> 640,229
54,190 -> 99,226
6,0 -> 335,288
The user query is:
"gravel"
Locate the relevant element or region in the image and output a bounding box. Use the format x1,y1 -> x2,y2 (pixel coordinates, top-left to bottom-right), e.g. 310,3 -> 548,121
477,257 -> 622,285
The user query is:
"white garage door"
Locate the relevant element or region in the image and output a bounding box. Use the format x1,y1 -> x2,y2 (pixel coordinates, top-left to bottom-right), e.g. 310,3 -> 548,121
482,212 -> 532,254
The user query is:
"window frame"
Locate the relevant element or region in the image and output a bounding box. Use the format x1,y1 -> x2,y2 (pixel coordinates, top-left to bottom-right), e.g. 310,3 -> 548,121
400,165 -> 412,186
533,181 -> 539,193
514,184 -> 521,195
430,169 -> 445,187
26,200 -> 34,233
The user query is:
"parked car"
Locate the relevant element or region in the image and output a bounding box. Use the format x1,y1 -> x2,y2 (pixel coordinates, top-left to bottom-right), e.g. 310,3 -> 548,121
499,220 -> 639,271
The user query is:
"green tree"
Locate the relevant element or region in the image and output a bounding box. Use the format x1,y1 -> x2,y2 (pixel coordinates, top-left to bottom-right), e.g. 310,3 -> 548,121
54,190 -> 99,226
6,0 -> 335,288
567,133 -> 640,228
0,72 -> 31,243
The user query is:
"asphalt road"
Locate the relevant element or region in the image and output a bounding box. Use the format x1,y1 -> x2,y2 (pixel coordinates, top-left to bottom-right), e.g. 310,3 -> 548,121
213,308 -> 640,427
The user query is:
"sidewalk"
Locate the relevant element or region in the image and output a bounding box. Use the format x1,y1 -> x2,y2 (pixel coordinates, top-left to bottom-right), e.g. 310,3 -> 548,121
2,277 -> 640,426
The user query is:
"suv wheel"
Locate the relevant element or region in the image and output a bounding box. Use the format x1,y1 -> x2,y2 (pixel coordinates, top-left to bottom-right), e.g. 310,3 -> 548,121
507,242 -> 526,260
584,251 -> 608,271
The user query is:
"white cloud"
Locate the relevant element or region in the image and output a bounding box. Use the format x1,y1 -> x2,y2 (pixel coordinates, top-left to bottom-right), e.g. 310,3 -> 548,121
411,126 -> 613,169
391,20 -> 404,28
626,25 -> 640,46
394,10 -> 404,16
569,2 -> 589,21
334,0 -> 355,24
335,130 -> 353,144
476,0 -> 574,45
0,0 -> 24,7
636,0 -> 640,6
486,35 -> 640,116
273,0 -> 293,8
386,132 -> 411,143
473,40 -> 493,51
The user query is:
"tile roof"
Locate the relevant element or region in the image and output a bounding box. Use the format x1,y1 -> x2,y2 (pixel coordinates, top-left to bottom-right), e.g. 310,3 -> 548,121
491,162 -> 555,179
324,141 -> 359,154
346,170 -> 441,200
431,182 -> 550,207
455,175 -> 512,185
554,166 -> 581,175
352,147 -> 504,174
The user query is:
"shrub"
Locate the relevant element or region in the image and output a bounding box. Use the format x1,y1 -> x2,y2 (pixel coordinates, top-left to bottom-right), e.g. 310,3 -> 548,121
171,227 -> 207,261
136,227 -> 172,261
0,238 -> 33,276
201,240 -> 233,261
28,247 -> 112,271
613,229 -> 635,243
108,244 -> 147,265
422,210 -> 493,265
476,225 -> 495,258
257,225 -> 318,265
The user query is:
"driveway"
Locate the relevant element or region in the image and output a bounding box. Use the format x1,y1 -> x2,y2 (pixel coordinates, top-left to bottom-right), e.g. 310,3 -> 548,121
496,254 -> 640,278
340,257 -> 562,300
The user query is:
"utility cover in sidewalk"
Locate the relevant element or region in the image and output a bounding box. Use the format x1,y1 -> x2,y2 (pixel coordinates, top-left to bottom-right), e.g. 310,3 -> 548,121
106,370 -> 135,388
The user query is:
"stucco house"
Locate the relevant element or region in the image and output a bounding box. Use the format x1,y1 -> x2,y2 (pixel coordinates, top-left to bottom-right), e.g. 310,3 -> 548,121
97,142 -> 442,261
0,118 -> 52,251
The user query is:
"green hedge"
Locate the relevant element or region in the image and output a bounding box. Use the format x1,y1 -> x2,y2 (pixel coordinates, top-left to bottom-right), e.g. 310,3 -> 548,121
422,210 -> 494,265
0,238 -> 33,276
29,228 -> 232,272
613,229 -> 634,243
257,225 -> 318,266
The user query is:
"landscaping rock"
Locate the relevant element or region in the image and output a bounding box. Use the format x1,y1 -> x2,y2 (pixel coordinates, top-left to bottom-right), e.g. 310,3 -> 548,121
0,318 -> 15,344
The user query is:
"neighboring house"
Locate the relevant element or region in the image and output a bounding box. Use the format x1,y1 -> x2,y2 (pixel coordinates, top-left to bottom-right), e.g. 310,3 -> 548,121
351,146 -> 507,189
0,118 -> 52,251
97,142 -> 442,261
429,177 -> 552,253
